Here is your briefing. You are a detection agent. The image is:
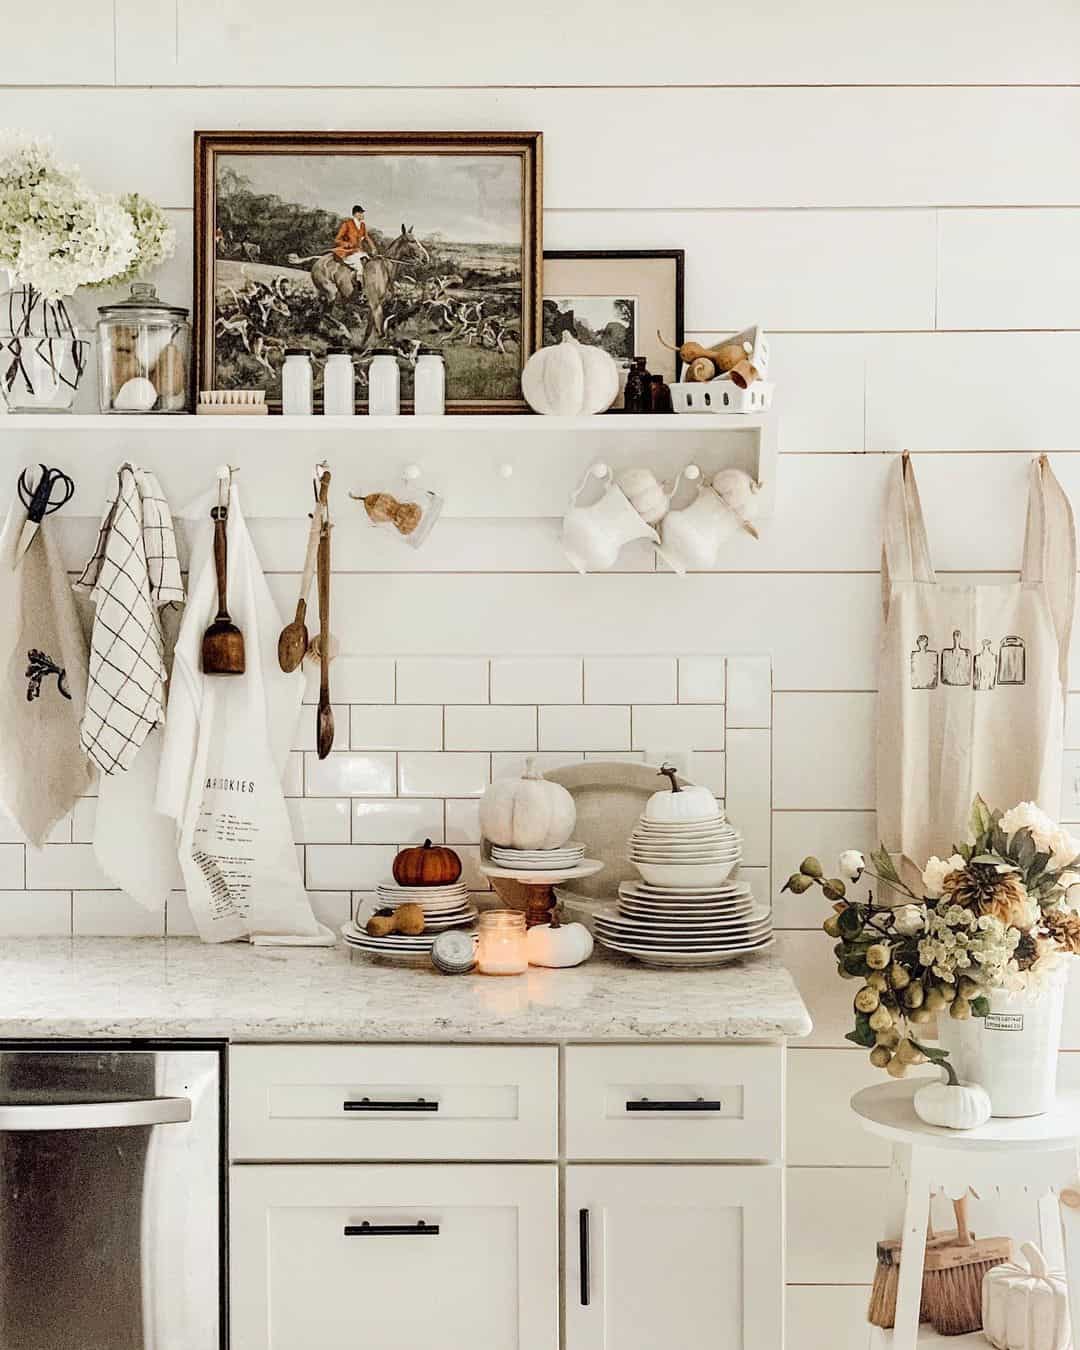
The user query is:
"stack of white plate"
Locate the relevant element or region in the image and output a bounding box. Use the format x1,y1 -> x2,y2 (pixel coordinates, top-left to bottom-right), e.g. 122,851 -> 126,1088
627,813 -> 742,887
490,842 -> 585,871
373,880 -> 478,933
341,920 -> 477,963
592,879 -> 774,967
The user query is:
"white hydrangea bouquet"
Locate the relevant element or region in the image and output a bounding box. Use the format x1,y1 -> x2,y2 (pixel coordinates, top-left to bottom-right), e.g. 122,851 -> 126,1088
782,796 -> 1080,1078
0,133 -> 174,305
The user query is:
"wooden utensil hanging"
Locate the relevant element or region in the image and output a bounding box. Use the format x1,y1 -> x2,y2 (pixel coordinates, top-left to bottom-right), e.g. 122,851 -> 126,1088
278,469 -> 330,673
315,476 -> 335,759
201,471 -> 245,676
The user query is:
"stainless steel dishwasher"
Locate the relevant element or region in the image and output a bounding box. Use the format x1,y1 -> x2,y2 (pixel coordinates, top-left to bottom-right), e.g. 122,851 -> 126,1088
0,1042 -> 225,1349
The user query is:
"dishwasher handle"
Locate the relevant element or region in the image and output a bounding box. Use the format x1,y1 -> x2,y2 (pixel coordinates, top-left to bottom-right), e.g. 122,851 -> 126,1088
0,1097 -> 192,1131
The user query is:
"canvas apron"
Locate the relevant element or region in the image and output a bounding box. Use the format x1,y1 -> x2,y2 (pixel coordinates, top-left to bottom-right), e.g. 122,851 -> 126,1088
877,453 -> 1076,887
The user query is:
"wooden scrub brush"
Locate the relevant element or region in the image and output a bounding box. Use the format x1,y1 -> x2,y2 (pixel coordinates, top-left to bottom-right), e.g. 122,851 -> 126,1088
868,1203 -> 946,1329
922,1194 -> 1011,1336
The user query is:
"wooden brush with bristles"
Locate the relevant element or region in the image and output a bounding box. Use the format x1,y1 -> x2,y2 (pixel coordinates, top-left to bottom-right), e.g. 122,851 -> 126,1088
868,1204 -> 945,1328
922,1194 -> 1011,1336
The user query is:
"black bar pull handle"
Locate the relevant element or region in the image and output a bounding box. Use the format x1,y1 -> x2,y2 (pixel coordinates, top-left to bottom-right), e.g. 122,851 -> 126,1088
343,1097 -> 439,1113
625,1096 -> 723,1112
579,1208 -> 590,1307
343,1220 -> 440,1237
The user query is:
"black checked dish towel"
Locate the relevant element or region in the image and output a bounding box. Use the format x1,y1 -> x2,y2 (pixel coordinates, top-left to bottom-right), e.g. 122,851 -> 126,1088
74,463 -> 184,774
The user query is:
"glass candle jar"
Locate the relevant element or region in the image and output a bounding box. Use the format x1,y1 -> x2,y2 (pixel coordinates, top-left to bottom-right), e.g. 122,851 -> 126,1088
96,283 -> 191,414
368,350 -> 401,416
476,910 -> 527,976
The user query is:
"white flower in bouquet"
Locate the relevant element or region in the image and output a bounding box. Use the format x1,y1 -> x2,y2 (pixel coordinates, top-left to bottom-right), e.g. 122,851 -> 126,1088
892,904 -> 926,937
838,850 -> 865,883
998,801 -> 1080,867
921,853 -> 966,898
92,193 -> 175,289
919,904 -> 1019,986
0,132 -> 136,299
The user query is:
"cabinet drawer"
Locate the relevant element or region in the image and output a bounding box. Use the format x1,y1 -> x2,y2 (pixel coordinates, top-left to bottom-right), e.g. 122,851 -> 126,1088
564,1044 -> 783,1161
230,1045 -> 558,1160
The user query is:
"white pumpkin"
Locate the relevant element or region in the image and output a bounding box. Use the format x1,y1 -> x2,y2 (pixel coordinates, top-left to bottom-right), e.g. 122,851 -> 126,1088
522,332 -> 619,416
480,757 -> 577,849
526,909 -> 594,968
643,764 -> 720,823
616,468 -> 670,525
113,376 -> 158,412
983,1243 -> 1070,1350
912,1061 -> 991,1130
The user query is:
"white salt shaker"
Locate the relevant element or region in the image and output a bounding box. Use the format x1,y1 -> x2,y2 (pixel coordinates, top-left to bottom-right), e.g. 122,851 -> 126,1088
413,347 -> 446,416
368,349 -> 400,416
322,350 -> 354,415
281,350 -> 313,416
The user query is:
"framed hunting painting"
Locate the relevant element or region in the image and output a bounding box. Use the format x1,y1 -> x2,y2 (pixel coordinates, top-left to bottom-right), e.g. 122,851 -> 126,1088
193,131 -> 542,412
541,249 -> 685,403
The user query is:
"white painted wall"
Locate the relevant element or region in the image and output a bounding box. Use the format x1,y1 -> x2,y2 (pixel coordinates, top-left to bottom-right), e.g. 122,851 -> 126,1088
6,3 -> 1080,1344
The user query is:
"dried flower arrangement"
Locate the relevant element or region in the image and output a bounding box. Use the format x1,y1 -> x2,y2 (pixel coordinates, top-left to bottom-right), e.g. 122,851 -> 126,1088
783,796 -> 1080,1077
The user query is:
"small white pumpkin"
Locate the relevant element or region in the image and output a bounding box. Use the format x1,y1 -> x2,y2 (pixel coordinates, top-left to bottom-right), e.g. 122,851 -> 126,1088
113,376 -> 158,412
710,468 -> 763,540
912,1060 -> 992,1130
643,764 -> 720,823
616,468 -> 670,525
522,332 -> 619,416
480,756 -> 577,849
983,1243 -> 1070,1350
526,908 -> 594,968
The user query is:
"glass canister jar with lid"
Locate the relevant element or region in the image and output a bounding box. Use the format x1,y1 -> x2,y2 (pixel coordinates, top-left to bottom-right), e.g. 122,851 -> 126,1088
96,283 -> 191,414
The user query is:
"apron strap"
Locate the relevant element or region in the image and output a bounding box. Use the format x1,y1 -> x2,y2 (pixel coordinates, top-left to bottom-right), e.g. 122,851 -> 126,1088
881,451 -> 936,622
1022,454 -> 1077,690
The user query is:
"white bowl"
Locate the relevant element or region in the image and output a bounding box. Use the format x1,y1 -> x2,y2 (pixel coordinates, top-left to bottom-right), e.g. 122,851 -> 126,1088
630,859 -> 738,886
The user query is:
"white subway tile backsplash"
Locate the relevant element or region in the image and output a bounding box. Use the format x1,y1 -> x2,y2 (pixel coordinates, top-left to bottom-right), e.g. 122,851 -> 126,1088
0,891 -> 71,936
292,704 -> 351,752
632,705 -> 726,752
0,845 -> 25,889
304,752 -> 396,797
445,705 -> 536,751
353,798 -> 444,844
584,657 -> 677,705
306,845 -> 397,891
396,658 -> 488,704
71,798 -> 97,844
304,657 -> 395,705
74,891 -> 164,936
491,657 -> 582,704
689,751 -> 726,796
454,844 -> 491,892
0,813 -> 26,844
492,752 -> 584,780
286,798 -> 351,844
726,655 -> 773,728
399,753 -> 490,797
27,845 -> 108,891
678,656 -> 727,704
282,752 -> 304,797
445,799 -> 481,844
539,705 -> 630,751
350,705 -> 443,751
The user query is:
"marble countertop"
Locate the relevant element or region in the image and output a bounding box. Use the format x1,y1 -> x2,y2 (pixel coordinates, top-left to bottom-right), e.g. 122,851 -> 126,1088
0,939 -> 811,1042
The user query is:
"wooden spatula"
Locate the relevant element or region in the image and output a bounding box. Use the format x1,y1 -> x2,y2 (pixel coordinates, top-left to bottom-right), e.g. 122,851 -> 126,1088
315,506 -> 334,759
201,503 -> 245,676
278,471 -> 329,673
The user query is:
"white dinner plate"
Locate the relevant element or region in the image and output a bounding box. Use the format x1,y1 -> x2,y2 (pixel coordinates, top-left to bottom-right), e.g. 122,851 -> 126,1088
594,938 -> 775,968
597,913 -> 772,937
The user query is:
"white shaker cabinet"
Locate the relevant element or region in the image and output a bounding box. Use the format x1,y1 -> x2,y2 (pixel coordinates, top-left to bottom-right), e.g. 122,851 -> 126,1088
230,1163 -> 559,1350
565,1165 -> 783,1350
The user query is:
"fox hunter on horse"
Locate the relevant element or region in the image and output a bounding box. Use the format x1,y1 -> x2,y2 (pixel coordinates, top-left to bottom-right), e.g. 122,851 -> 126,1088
333,205 -> 376,277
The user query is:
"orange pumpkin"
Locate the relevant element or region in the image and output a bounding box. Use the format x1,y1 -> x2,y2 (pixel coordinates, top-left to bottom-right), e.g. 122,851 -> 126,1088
392,839 -> 462,887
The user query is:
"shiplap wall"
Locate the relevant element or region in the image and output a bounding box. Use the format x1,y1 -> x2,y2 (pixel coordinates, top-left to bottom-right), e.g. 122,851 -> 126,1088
8,4 -> 1080,1346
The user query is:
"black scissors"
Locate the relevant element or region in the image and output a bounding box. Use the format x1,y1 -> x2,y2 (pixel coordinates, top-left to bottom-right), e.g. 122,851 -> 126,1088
17,464 -> 74,558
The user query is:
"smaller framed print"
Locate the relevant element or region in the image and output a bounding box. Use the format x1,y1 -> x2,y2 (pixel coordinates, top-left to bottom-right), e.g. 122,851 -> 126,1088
541,249 -> 685,394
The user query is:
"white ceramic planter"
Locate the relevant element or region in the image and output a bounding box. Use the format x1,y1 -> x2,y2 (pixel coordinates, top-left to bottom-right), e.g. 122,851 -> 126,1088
936,965 -> 1067,1117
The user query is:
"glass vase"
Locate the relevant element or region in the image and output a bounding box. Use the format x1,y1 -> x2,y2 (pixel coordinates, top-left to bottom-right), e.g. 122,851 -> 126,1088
0,285 -> 89,413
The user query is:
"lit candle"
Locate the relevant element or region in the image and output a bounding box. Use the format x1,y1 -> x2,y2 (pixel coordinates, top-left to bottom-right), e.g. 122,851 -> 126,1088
476,910 -> 527,976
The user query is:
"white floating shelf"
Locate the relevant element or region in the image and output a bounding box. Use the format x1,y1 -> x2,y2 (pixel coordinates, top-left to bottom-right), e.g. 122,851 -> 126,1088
0,412 -> 777,520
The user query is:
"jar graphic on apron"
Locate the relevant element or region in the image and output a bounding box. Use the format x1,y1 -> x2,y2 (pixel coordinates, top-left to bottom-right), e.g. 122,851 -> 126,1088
997,635 -> 1027,685
940,629 -> 972,686
910,635 -> 939,690
974,639 -> 997,691
878,453 -> 1076,886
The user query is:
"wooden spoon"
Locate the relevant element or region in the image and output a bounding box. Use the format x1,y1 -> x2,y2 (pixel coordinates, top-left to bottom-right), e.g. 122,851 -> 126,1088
278,472 -> 329,672
315,510 -> 334,759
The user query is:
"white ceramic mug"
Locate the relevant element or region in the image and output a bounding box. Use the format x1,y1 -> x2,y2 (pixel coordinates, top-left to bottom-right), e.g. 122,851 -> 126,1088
658,479 -> 741,574
561,465 -> 659,573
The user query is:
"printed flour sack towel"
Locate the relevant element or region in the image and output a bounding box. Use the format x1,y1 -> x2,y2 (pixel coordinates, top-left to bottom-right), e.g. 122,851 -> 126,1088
0,486 -> 91,845
877,453 -> 1076,888
156,477 -> 332,944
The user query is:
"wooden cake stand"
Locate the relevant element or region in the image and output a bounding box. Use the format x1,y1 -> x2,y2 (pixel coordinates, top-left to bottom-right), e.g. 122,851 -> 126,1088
479,861 -> 604,928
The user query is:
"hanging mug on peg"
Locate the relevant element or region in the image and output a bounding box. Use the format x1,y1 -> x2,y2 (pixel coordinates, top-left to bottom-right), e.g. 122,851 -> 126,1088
657,465 -> 733,574
710,468 -> 763,539
560,463 -> 659,574
615,467 -> 671,525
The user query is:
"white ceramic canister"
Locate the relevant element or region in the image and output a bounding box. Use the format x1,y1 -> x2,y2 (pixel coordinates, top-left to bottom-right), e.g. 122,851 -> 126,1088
413,347 -> 446,415
368,349 -> 401,416
322,350 -> 355,415
281,350 -> 313,415
935,964 -> 1068,1116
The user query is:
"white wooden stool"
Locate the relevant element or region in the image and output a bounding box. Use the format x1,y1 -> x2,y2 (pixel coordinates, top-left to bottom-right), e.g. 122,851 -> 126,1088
850,1080 -> 1080,1350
